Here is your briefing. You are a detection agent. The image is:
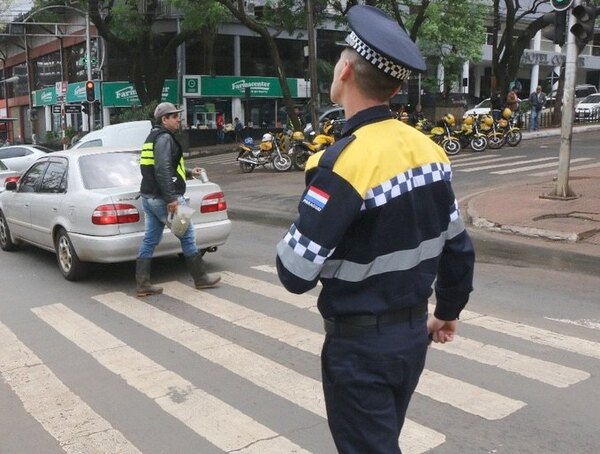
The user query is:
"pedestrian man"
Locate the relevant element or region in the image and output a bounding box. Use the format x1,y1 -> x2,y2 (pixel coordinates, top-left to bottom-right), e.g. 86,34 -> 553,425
276,5 -> 475,453
136,102 -> 221,297
528,85 -> 546,131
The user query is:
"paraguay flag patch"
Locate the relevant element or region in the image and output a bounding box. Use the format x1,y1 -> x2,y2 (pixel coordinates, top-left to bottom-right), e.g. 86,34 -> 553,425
302,185 -> 330,212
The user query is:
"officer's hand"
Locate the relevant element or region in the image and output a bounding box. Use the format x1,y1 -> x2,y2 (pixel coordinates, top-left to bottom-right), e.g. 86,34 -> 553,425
427,315 -> 457,344
167,201 -> 178,215
191,167 -> 203,177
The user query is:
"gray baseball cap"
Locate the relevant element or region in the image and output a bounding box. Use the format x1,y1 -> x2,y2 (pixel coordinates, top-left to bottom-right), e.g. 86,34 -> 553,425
154,102 -> 183,120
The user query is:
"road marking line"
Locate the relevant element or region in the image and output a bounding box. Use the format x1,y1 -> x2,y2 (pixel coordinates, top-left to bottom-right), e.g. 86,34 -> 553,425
529,161 -> 600,176
435,336 -> 589,387
32,303 -> 308,453
0,320 -> 141,454
417,370 -> 525,420
491,157 -> 592,174
221,271 -> 320,313
96,289 -> 444,454
452,155 -> 525,168
165,282 -> 525,420
459,157 -> 556,172
449,153 -> 501,162
545,317 -> 600,331
460,309 -> 600,360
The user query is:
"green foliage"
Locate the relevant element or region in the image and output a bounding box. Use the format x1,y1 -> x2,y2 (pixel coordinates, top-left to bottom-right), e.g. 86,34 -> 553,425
113,104 -> 157,124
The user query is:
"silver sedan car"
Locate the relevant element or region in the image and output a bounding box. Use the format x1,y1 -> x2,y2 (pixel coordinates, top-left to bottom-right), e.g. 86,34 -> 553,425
0,144 -> 54,172
0,147 -> 232,280
0,159 -> 20,191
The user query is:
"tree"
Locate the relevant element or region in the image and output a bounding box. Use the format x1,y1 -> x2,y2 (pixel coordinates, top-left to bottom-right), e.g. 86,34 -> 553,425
216,0 -> 308,131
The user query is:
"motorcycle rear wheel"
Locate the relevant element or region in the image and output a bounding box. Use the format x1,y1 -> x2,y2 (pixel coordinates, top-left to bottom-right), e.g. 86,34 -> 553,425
273,153 -> 292,172
470,135 -> 488,152
238,151 -> 255,173
442,138 -> 461,156
291,147 -> 309,171
506,128 -> 522,147
487,132 -> 505,149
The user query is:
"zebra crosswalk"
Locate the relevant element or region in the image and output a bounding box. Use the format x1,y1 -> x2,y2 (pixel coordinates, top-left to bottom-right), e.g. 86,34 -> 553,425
450,152 -> 600,176
1,264 -> 598,453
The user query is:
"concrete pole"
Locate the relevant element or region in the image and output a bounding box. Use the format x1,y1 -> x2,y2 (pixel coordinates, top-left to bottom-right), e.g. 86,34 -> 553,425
529,31 -> 541,93
545,1 -> 578,199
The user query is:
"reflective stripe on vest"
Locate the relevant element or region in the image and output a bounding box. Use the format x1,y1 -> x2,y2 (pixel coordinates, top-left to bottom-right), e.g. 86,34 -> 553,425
140,141 -> 186,181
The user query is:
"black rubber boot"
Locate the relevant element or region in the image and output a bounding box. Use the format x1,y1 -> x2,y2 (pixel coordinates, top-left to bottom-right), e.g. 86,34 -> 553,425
136,258 -> 163,297
185,254 -> 221,289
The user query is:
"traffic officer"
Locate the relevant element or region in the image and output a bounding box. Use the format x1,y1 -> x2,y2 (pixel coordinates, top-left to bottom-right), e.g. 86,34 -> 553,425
276,5 -> 475,453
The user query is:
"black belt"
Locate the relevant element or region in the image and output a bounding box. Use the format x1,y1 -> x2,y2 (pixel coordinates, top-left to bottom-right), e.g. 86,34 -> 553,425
323,302 -> 428,336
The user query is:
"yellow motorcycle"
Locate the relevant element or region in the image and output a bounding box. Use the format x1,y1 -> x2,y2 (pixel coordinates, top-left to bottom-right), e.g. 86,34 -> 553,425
427,113 -> 462,156
289,120 -> 336,171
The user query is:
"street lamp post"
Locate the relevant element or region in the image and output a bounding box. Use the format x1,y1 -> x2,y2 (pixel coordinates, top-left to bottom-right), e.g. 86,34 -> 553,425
1,75 -> 20,144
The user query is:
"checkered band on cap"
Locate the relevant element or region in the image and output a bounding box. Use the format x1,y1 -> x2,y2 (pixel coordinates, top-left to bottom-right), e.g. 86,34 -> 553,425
345,32 -> 412,80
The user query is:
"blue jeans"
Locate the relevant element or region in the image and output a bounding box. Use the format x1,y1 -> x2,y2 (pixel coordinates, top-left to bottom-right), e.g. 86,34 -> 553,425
137,195 -> 197,259
530,109 -> 540,131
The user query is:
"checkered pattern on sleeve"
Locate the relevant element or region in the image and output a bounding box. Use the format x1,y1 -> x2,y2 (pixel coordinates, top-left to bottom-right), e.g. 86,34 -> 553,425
284,224 -> 335,265
345,32 -> 412,80
363,162 -> 452,210
449,199 -> 460,222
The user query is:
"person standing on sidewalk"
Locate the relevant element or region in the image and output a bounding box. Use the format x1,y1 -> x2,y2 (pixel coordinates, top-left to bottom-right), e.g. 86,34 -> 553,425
136,102 -> 221,297
276,5 -> 475,453
528,85 -> 546,131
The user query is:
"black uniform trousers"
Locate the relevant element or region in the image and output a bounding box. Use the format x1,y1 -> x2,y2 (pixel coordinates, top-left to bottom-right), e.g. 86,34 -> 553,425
321,311 -> 429,454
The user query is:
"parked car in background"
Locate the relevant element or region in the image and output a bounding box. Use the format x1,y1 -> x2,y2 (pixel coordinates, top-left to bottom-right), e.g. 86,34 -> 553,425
0,144 -> 53,172
0,147 -> 231,280
575,84 -> 598,105
0,160 -> 20,191
304,105 -> 346,136
463,98 -> 492,118
69,120 -> 152,150
575,93 -> 600,120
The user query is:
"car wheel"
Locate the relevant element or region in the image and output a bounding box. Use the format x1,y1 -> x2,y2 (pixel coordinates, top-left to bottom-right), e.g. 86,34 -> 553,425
0,211 -> 19,251
55,228 -> 87,281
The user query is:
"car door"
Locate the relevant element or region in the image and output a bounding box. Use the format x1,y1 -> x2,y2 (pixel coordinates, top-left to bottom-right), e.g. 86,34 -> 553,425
2,160 -> 48,240
28,158 -> 68,248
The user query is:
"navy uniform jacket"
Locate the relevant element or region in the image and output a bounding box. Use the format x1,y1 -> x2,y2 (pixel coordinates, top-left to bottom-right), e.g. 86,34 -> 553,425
276,106 -> 475,321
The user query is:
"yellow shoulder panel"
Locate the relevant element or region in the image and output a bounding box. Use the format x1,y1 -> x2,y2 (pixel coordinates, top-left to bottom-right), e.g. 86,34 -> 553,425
333,119 -> 449,195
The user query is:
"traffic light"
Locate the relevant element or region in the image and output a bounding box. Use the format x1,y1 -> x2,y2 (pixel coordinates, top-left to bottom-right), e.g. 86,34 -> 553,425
551,0 -> 574,12
542,10 -> 567,46
85,80 -> 95,102
571,4 -> 597,50
81,102 -> 90,115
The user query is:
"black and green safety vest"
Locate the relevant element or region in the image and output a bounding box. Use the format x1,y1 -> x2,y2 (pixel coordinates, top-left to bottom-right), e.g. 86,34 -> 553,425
140,128 -> 187,198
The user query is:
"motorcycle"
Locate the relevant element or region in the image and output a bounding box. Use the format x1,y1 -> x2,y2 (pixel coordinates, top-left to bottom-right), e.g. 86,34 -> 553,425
454,114 -> 488,152
289,120 -> 336,171
425,113 -> 462,156
499,108 -> 523,147
479,113 -> 505,149
236,133 -> 292,173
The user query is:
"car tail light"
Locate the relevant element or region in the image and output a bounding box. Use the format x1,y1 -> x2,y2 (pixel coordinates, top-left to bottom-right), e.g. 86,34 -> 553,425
5,176 -> 19,185
92,203 -> 140,225
200,192 -> 227,213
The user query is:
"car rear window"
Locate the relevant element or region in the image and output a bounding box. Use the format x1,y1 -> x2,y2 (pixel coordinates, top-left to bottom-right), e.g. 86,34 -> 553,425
79,152 -> 141,189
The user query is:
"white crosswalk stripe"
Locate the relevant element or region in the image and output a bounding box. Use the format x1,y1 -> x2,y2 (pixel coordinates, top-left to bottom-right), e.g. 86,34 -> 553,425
0,320 -> 141,454
2,264 -> 596,453
31,303 -> 310,453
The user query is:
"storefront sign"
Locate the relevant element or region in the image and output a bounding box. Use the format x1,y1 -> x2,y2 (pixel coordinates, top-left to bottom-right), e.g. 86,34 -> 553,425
183,75 -> 309,98
102,80 -> 177,107
33,87 -> 57,107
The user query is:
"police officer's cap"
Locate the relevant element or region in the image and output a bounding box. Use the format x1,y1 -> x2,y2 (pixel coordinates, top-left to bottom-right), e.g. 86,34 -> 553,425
345,5 -> 426,80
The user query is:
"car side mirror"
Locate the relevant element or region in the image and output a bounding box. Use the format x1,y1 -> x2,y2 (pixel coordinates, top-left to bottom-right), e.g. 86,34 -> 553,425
5,181 -> 17,191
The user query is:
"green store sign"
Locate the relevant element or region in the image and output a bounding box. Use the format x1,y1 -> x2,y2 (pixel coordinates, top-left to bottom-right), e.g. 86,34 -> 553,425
183,75 -> 309,98
33,80 -> 177,107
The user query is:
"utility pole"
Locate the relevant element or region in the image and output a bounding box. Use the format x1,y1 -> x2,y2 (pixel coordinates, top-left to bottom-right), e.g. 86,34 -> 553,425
306,0 -> 319,131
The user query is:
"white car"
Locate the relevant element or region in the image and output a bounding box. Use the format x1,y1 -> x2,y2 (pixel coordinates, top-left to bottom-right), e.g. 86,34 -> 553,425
0,144 -> 54,172
463,98 -> 492,118
575,93 -> 600,121
0,146 -> 231,280
0,159 -> 20,191
70,120 -> 152,149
